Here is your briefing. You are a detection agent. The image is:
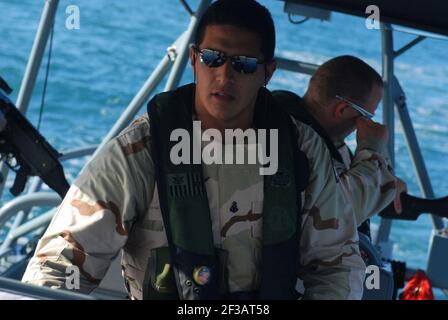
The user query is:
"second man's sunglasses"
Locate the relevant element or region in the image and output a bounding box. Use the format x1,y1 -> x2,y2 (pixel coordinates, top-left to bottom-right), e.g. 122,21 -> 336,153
335,95 -> 375,119
193,46 -> 264,74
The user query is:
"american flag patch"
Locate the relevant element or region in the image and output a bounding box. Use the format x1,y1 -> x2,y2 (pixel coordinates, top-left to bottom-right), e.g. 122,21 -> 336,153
167,173 -> 205,198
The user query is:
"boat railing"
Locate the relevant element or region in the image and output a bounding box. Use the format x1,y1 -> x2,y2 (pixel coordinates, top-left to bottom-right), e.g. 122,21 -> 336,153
0,146 -> 97,256
0,276 -> 95,300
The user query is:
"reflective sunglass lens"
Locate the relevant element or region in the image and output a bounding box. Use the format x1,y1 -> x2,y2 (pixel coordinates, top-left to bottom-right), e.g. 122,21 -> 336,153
198,49 -> 259,74
234,57 -> 257,74
200,50 -> 223,67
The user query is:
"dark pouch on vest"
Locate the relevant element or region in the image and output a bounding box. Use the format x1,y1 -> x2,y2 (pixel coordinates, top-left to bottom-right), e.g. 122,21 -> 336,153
142,247 -> 229,299
142,247 -> 178,300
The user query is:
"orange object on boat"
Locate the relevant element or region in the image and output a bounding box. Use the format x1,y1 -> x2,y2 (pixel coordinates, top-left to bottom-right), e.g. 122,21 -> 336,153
400,270 -> 435,300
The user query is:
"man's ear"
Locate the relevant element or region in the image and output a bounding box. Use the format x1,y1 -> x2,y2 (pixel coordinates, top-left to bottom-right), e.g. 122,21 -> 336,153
189,46 -> 196,73
334,101 -> 349,119
263,59 -> 277,85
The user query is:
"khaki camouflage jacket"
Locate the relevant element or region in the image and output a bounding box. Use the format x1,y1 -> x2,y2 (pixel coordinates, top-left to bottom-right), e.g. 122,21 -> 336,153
336,141 -> 395,226
22,110 -> 396,300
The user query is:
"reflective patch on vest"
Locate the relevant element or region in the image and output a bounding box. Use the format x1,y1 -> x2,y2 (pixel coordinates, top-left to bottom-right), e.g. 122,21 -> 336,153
193,266 -> 211,286
270,167 -> 291,188
168,173 -> 205,198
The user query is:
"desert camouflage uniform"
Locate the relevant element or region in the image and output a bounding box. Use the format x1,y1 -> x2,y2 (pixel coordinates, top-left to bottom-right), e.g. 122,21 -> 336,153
295,136 -> 396,298
22,109 -> 396,299
335,141 -> 395,226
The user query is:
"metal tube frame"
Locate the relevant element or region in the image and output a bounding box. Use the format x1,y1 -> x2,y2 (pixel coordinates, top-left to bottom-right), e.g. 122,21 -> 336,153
375,24 -> 445,249
394,36 -> 425,58
0,0 -> 212,258
2,145 -> 98,250
275,57 -> 319,75
392,77 -> 445,230
0,192 -> 61,230
375,24 -> 395,246
0,192 -> 61,255
0,276 -> 94,300
1,0 -> 211,196
0,210 -> 55,256
90,52 -> 173,160
15,0 -> 59,114
163,0 -> 211,92
180,0 -> 194,16
91,0 -> 211,164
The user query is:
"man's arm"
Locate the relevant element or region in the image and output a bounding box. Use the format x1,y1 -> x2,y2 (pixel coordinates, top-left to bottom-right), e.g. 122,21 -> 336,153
294,119 -> 383,299
340,118 -> 398,225
22,115 -> 154,294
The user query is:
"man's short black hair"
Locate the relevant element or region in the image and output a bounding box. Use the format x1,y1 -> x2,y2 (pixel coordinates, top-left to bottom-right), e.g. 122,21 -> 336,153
194,0 -> 276,62
308,55 -> 383,106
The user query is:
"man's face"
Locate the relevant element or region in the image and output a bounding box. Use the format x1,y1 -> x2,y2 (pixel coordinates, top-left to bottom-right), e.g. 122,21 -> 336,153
333,84 -> 383,140
190,24 -> 276,129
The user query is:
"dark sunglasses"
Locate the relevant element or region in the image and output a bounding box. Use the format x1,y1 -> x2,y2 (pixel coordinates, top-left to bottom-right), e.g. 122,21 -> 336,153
193,47 -> 264,74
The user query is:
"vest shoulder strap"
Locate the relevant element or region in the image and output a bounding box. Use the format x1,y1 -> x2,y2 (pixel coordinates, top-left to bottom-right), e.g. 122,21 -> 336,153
272,90 -> 344,163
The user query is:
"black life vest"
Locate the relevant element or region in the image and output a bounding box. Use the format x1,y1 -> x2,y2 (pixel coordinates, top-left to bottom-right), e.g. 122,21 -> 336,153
146,84 -> 309,299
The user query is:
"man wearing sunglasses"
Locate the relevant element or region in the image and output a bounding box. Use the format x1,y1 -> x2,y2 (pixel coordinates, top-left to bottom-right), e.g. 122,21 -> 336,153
23,1 -> 396,300
274,55 -> 408,238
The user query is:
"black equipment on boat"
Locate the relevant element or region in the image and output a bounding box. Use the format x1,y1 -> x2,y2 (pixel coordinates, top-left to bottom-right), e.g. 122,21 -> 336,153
380,193 -> 448,221
0,76 -> 69,198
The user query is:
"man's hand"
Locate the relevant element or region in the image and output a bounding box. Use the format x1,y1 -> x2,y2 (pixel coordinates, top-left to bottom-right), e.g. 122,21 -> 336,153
355,118 -> 389,145
394,177 -> 408,214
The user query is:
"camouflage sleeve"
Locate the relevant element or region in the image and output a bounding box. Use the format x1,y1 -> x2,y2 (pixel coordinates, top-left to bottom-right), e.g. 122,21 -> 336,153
341,136 -> 397,225
21,115 -> 154,294
293,119 -> 367,300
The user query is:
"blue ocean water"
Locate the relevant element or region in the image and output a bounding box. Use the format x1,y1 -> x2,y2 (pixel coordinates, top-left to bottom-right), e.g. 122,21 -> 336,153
1,0 -> 447,298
